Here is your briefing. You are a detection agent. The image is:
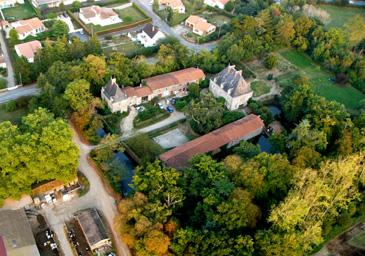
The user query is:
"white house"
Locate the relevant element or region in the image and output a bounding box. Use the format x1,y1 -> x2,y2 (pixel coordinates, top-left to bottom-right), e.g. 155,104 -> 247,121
159,0 -> 185,13
8,18 -> 46,40
204,0 -> 229,9
209,65 -> 253,110
0,0 -> 24,9
137,24 -> 165,47
14,40 -> 42,63
79,5 -> 122,27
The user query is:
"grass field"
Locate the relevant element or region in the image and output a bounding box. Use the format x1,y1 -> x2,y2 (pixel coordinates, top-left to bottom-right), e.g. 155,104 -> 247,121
2,2 -> 37,21
348,230 -> 365,249
318,5 -> 365,28
101,36 -> 144,56
251,80 -> 271,97
279,49 -> 365,110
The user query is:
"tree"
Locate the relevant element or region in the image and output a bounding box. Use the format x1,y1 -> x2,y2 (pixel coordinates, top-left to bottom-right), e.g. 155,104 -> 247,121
275,14 -> 295,46
213,188 -> 261,229
8,29 -> 19,46
264,53 -> 278,69
50,20 -> 69,38
186,93 -> 225,134
82,54 -> 106,87
64,79 -> 93,113
188,83 -> 200,98
224,0 -> 234,12
14,57 -> 32,84
0,108 -> 79,204
233,140 -> 261,160
71,0 -> 81,11
344,15 -> 365,46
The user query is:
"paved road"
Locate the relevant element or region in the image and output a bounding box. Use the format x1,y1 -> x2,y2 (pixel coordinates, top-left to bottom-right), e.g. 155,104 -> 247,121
0,85 -> 39,104
0,30 -> 16,88
41,128 -> 131,256
131,0 -> 217,52
121,110 -> 186,140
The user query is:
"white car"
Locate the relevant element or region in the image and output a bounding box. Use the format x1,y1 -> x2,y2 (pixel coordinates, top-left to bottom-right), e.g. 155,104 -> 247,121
158,103 -> 164,109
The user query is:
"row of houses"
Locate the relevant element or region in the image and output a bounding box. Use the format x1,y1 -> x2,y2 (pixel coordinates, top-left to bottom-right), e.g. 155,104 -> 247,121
158,0 -> 230,13
102,64 -> 253,113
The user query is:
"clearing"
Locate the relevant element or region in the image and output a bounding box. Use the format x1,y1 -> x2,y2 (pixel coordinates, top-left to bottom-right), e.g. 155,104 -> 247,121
251,80 -> 271,97
317,4 -> 365,28
278,49 -> 365,110
2,2 -> 37,21
153,128 -> 189,149
101,35 -> 144,56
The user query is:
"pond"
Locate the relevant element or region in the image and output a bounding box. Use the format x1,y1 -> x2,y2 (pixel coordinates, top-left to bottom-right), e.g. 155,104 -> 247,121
268,105 -> 281,118
114,151 -> 136,196
258,135 -> 271,153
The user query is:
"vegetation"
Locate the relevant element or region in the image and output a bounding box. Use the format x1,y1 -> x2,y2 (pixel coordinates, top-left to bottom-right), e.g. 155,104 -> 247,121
125,134 -> 164,163
0,78 -> 7,89
318,4 -> 365,28
348,230 -> 365,249
2,1 -> 38,21
251,80 -> 271,97
0,108 -> 79,205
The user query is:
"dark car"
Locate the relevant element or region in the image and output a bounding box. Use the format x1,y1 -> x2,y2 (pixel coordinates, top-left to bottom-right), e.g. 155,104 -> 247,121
170,98 -> 176,105
166,106 -> 174,113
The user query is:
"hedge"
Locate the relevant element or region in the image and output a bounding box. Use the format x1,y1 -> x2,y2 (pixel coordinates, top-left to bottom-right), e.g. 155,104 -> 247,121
134,112 -> 170,129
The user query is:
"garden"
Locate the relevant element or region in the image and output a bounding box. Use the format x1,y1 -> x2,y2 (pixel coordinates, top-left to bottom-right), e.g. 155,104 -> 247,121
251,80 -> 271,97
317,4 -> 365,28
133,101 -> 170,129
101,35 -> 145,56
73,3 -> 151,34
2,1 -> 38,21
278,49 -> 365,111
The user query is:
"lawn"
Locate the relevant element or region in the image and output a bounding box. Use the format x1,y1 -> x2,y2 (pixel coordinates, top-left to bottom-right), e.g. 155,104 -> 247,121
125,133 -> 164,163
201,11 -> 231,26
317,4 -> 365,28
279,49 -> 365,110
101,35 -> 144,56
0,78 -> 7,89
251,80 -> 271,97
348,230 -> 365,250
2,2 -> 37,21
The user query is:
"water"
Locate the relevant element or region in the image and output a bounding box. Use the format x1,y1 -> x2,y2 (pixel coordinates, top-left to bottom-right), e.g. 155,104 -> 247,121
96,128 -> 106,138
114,152 -> 136,196
258,135 -> 271,153
268,105 -> 281,118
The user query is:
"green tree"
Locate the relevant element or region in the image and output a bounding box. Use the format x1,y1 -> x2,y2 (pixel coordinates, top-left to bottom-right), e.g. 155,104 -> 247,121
9,29 -> 19,46
233,140 -> 261,160
64,79 -> 93,113
264,53 -> 278,69
50,20 -> 69,38
71,0 -> 81,11
186,93 -> 225,134
344,14 -> 365,46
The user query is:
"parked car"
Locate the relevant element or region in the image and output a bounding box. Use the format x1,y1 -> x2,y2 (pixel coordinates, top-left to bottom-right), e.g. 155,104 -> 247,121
158,103 -> 165,109
170,98 -> 176,105
166,106 -> 174,113
136,106 -> 145,112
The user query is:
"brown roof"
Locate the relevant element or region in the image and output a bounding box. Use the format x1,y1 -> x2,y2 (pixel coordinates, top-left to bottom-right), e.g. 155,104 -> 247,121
31,180 -> 65,196
144,67 -> 205,90
186,15 -> 216,33
122,86 -> 152,98
80,5 -> 117,20
14,40 -> 42,59
13,18 -> 44,35
160,114 -> 264,169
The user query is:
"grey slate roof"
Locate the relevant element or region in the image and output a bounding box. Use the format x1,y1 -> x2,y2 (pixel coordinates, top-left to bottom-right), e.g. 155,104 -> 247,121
142,23 -> 159,39
75,208 -> 109,248
0,209 -> 40,256
213,65 -> 251,97
103,78 -> 126,102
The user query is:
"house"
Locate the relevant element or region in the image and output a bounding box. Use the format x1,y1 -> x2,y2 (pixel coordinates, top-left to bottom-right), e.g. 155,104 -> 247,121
101,67 -> 205,113
160,114 -> 265,169
0,209 -> 40,256
79,5 -> 122,27
75,208 -> 111,252
8,18 -> 46,40
159,0 -> 185,13
14,40 -> 42,63
0,0 -> 24,9
204,0 -> 230,9
32,178 -> 79,204
137,23 -> 165,47
209,64 -> 253,110
185,15 -> 216,36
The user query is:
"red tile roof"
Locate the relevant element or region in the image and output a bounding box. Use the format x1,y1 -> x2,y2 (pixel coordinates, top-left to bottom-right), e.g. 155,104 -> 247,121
160,114 -> 264,169
14,40 -> 42,60
144,67 -> 205,90
122,86 -> 152,98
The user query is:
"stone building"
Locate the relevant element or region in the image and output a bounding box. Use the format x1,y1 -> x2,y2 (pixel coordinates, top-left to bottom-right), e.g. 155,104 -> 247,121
209,64 -> 253,110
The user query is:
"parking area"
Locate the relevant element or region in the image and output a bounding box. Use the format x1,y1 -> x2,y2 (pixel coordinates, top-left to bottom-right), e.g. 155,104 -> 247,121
153,128 -> 189,149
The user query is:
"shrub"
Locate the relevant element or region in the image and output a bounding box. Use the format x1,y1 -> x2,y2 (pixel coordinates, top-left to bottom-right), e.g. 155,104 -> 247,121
175,99 -> 187,111
224,1 -> 234,12
264,54 -> 278,69
199,79 -> 209,89
267,74 -> 274,80
248,99 -> 273,124
126,134 -> 163,163
223,110 -> 245,124
4,100 -> 17,112
0,78 -> 6,89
